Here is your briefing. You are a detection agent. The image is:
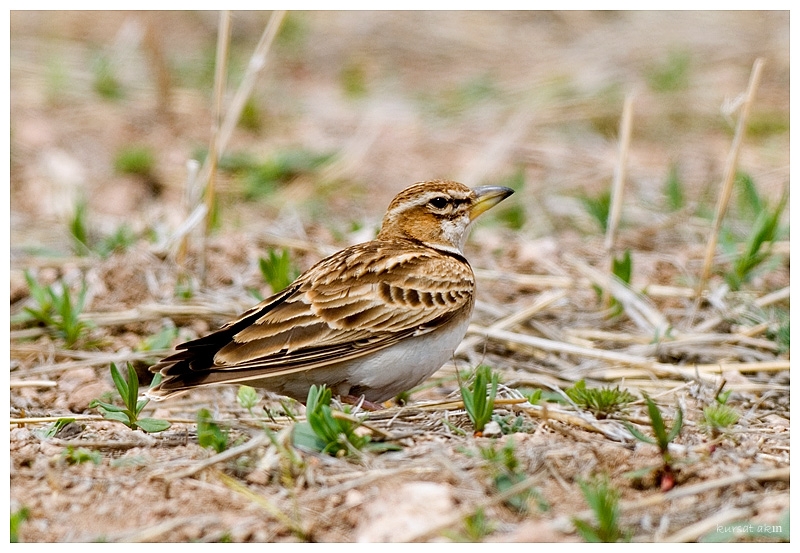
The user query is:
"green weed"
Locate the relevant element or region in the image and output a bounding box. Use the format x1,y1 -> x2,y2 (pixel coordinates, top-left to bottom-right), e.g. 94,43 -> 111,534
69,200 -> 138,257
90,362 -> 171,433
766,309 -> 790,354
91,53 -> 123,100
37,417 -> 78,439
10,506 -> 30,543
645,50 -> 691,92
491,413 -> 533,435
22,271 -> 92,347
62,446 -> 102,465
69,199 -> 91,255
572,475 -> 630,542
45,54 -> 69,105
175,274 -> 195,300
237,385 -> 262,416
197,408 -> 230,453
526,388 -> 543,405
593,249 -> 633,317
724,187 -> 788,291
580,188 -> 611,233
242,149 -> 332,200
565,380 -> 635,419
477,439 -> 547,513
700,386 -> 739,438
114,145 -> 156,177
238,96 -> 263,131
734,172 -> 764,219
137,325 -> 179,353
275,11 -> 309,51
663,163 -> 685,211
623,394 -> 683,491
445,508 -> 495,542
259,248 -> 300,293
340,60 -> 368,98
292,385 -> 399,457
460,365 -> 500,435
700,403 -> 740,438
746,111 -> 790,137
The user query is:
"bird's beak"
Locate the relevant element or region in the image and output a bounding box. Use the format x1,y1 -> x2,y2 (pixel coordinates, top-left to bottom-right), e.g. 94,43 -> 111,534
469,185 -> 515,220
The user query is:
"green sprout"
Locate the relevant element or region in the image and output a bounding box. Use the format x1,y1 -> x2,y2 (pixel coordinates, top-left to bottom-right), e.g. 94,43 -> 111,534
259,248 -> 300,293
237,385 -> 262,416
69,200 -> 138,258
572,475 -> 630,542
22,271 -> 92,347
645,49 -> 691,92
62,446 -> 102,465
340,60 -> 368,98
663,163 -> 685,211
491,413 -> 533,435
197,409 -> 230,453
477,438 -> 547,513
69,200 -> 91,255
592,249 -> 633,317
292,385 -> 399,457
766,309 -> 790,354
242,149 -> 332,200
90,362 -> 171,433
114,145 -> 156,177
565,380 -> 635,419
724,187 -> 788,291
37,417 -> 78,440
10,507 -> 30,543
700,403 -> 740,438
735,172 -> 764,219
460,365 -> 500,435
92,53 -> 123,100
238,96 -> 263,131
623,394 -> 683,491
580,188 -> 611,233
700,388 -> 739,439
137,325 -> 179,353
445,508 -> 495,542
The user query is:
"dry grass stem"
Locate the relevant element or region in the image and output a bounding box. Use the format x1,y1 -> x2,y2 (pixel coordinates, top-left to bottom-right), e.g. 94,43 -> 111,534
696,57 -> 766,297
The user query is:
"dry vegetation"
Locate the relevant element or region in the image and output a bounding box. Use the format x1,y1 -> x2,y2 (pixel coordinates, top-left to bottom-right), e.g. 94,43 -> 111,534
9,11 -> 790,543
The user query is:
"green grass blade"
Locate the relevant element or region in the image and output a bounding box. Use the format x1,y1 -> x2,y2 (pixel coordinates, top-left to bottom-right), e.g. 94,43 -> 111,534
109,363 -> 128,399
666,405 -> 683,443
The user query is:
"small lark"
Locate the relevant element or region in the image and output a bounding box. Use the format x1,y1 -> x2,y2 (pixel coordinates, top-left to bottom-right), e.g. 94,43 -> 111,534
148,180 -> 513,408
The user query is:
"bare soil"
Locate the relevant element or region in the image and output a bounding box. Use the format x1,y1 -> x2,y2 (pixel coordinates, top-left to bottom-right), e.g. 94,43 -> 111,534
9,11 -> 789,543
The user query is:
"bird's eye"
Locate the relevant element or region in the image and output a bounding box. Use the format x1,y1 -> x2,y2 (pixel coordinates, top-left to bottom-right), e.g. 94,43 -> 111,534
428,196 -> 449,209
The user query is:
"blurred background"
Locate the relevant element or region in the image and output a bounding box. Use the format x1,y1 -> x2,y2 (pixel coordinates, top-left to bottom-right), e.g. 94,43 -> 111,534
9,10 -> 789,267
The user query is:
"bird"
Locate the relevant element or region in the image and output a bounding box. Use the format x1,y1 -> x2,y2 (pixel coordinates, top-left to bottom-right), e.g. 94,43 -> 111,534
147,179 -> 513,408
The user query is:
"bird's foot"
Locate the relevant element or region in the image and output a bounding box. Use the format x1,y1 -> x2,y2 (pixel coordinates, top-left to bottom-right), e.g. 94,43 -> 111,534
340,394 -> 385,411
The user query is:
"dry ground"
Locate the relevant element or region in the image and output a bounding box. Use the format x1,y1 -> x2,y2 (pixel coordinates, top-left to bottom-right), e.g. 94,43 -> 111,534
9,11 -> 790,542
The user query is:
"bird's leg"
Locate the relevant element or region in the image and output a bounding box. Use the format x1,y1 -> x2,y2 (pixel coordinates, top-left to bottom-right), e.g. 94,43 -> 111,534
339,394 -> 385,411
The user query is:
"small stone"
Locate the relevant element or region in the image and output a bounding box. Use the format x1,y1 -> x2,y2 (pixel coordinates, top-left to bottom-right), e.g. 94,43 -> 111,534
356,481 -> 455,542
481,420 -> 503,438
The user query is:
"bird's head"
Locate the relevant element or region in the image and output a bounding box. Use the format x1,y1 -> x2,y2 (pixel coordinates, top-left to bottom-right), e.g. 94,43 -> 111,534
377,180 -> 514,254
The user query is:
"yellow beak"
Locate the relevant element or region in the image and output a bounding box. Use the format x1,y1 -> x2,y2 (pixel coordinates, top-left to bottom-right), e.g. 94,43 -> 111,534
469,185 -> 515,220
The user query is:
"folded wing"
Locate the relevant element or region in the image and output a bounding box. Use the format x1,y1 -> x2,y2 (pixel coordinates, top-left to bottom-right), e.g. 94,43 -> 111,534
148,241 -> 474,396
